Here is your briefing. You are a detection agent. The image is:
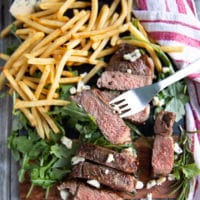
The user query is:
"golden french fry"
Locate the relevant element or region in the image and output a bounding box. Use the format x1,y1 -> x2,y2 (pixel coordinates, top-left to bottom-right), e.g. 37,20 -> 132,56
91,23 -> 128,41
27,57 -> 56,65
35,65 -> 51,99
89,38 -> 109,63
57,0 -> 76,20
0,32 -> 44,89
20,107 -> 37,127
0,20 -> 22,38
31,107 -> 45,138
3,69 -> 28,100
59,76 -> 82,83
47,50 -> 72,100
86,0 -> 98,31
0,53 -> 10,61
15,99 -> 69,109
42,12 -> 90,57
16,15 -> 54,34
18,81 -> 60,133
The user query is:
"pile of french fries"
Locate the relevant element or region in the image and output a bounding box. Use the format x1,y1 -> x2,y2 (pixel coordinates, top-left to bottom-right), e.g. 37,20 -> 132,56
0,0 -> 183,138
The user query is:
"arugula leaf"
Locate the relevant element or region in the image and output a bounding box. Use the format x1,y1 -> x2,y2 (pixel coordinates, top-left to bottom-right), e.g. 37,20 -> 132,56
171,128 -> 200,200
154,81 -> 189,122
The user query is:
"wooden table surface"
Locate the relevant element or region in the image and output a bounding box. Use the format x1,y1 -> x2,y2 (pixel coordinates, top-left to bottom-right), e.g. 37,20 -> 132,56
1,1 -> 200,200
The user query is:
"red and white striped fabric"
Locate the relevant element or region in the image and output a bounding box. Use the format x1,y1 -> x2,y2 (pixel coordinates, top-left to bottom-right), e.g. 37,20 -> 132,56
133,0 -> 200,199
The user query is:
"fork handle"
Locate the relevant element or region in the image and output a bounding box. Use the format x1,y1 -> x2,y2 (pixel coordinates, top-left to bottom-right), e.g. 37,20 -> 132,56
157,58 -> 200,91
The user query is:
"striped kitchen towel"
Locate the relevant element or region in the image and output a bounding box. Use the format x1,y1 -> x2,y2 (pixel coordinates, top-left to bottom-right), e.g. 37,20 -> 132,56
133,0 -> 200,199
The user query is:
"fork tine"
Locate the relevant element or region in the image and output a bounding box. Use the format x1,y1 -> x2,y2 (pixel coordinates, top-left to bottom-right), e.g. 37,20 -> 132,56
120,109 -> 134,118
109,91 -> 128,105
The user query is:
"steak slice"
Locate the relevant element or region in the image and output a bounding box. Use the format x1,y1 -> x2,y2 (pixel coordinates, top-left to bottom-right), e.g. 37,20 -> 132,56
154,111 -> 176,136
102,90 -> 150,124
58,180 -> 123,200
71,89 -> 131,145
70,162 -> 137,193
97,43 -> 154,91
77,143 -> 138,173
97,71 -> 152,90
152,135 -> 174,176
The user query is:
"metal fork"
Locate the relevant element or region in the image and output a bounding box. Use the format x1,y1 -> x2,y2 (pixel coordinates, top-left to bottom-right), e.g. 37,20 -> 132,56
109,58 -> 200,118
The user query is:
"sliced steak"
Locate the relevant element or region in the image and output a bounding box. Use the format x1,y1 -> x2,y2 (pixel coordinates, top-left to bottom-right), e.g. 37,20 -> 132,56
97,71 -> 152,90
58,180 -> 123,200
70,162 -> 137,193
71,89 -> 131,145
126,104 -> 150,124
154,111 -> 176,136
77,143 -> 138,174
102,90 -> 150,124
97,43 -> 154,91
152,135 -> 174,176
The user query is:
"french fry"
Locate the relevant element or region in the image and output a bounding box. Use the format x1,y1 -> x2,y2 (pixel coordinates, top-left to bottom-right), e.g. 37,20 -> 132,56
91,23 -> 128,41
0,20 -> 22,38
16,15 -> 54,34
35,65 -> 51,99
31,107 -> 45,138
18,81 -> 60,133
57,0 -> 76,20
3,69 -> 28,100
15,99 -> 69,109
47,50 -> 72,100
86,0 -> 98,31
22,77 -> 59,98
59,76 -> 82,84
0,32 -> 44,89
27,57 -> 56,65
82,61 -> 106,84
20,107 -> 37,127
42,12 -> 90,57
0,53 -> 10,61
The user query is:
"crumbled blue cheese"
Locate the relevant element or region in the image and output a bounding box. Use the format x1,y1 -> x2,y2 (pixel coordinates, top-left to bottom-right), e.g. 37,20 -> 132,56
123,49 -> 141,62
106,153 -> 115,163
156,177 -> 166,186
147,192 -> 153,200
87,179 -> 101,188
136,181 -> 144,189
104,169 -> 109,174
61,136 -> 72,149
127,69 -> 132,74
162,67 -> 170,73
174,142 -> 183,154
76,80 -> 91,93
168,173 -> 176,181
9,0 -> 38,17
69,86 -> 77,94
71,156 -> 85,165
60,190 -> 70,200
152,96 -> 165,107
146,180 -> 156,189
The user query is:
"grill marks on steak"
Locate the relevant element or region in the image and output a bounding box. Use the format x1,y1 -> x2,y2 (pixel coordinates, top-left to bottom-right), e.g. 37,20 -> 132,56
70,162 -> 137,193
97,43 -> 154,91
71,89 -> 131,145
58,180 -> 123,200
77,143 -> 138,174
152,111 -> 176,176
